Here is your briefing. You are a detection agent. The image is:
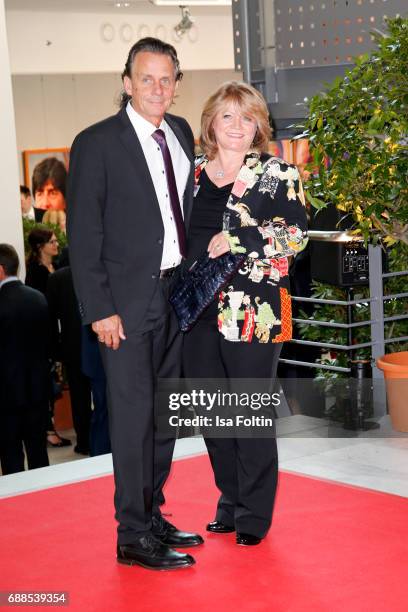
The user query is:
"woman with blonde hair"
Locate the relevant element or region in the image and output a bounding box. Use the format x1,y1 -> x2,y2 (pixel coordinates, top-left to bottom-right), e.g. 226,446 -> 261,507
183,81 -> 308,545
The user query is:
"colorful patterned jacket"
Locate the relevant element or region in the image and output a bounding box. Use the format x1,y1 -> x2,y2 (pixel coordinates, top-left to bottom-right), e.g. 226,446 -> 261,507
195,152 -> 308,344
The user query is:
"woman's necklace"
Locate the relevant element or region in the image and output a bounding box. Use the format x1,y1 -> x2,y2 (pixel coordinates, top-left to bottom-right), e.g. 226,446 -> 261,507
212,158 -> 243,180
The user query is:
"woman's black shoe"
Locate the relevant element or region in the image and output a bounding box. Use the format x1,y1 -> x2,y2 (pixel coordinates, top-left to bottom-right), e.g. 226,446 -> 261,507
117,535 -> 195,570
47,432 -> 72,448
236,533 -> 262,546
206,521 -> 235,533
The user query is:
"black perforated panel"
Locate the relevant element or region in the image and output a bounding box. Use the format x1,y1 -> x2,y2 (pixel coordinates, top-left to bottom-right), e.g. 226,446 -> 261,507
232,0 -> 406,127
275,0 -> 405,68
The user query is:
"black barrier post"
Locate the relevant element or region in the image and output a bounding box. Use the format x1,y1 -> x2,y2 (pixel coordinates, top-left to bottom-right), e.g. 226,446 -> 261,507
343,360 -> 379,431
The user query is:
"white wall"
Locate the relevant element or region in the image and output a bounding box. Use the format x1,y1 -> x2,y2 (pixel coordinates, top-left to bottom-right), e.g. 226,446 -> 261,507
0,0 -> 25,275
7,5 -> 241,188
6,9 -> 235,74
13,68 -> 242,183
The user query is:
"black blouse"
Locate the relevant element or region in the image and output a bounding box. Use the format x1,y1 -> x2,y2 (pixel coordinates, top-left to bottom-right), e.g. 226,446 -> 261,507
186,170 -> 233,319
25,260 -> 50,295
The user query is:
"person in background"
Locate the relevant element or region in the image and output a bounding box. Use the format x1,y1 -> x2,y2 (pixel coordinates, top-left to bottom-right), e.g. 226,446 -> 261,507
25,226 -> 59,295
20,185 -> 35,220
183,81 -> 308,546
25,227 -> 71,449
0,244 -> 49,475
46,248 -> 92,456
32,157 -> 67,222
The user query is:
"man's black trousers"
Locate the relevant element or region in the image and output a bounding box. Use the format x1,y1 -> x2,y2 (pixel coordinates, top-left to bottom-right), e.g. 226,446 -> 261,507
100,277 -> 181,545
0,402 -> 49,475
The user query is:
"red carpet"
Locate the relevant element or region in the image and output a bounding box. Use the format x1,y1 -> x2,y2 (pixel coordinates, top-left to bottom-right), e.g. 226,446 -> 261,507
0,455 -> 407,611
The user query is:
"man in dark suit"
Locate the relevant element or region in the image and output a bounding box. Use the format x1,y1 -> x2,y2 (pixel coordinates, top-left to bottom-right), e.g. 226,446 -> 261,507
67,38 -> 202,570
0,244 -> 49,475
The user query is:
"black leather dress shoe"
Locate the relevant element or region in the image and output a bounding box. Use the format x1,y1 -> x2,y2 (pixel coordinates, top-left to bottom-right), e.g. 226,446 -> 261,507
206,521 -> 235,534
236,533 -> 262,546
152,515 -> 204,548
117,535 -> 195,570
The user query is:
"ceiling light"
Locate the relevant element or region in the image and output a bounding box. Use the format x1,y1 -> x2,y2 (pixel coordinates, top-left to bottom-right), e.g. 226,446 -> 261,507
151,1 -> 231,6
174,6 -> 194,39
114,2 -> 131,7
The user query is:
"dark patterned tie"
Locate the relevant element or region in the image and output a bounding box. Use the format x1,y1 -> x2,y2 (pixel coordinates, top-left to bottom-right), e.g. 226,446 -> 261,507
152,129 -> 187,258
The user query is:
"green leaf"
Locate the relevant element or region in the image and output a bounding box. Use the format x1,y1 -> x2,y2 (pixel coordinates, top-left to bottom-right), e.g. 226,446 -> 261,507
305,192 -> 328,210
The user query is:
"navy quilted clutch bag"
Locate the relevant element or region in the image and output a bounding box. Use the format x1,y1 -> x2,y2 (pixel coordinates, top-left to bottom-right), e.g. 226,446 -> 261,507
169,252 -> 246,332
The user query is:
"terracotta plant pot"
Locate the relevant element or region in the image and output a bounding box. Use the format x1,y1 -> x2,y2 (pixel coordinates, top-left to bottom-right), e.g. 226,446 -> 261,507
376,352 -> 408,432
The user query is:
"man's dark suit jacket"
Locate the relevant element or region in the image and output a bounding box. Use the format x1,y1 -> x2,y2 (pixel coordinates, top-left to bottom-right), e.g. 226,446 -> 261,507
25,260 -> 50,296
0,281 -> 50,408
66,106 -> 195,333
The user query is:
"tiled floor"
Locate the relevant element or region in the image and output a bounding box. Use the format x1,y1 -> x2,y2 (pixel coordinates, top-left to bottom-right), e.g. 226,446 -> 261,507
1,415 -> 407,499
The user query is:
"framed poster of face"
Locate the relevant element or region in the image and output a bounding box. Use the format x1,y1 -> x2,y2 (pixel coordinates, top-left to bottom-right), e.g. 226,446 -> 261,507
22,148 -> 70,191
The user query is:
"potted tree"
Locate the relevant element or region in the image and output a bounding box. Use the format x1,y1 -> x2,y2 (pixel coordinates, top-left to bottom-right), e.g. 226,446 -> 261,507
299,17 -> 407,246
295,17 -> 408,428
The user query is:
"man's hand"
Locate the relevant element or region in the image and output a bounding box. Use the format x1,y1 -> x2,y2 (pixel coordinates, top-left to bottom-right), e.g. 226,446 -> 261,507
92,315 -> 126,350
208,232 -> 230,259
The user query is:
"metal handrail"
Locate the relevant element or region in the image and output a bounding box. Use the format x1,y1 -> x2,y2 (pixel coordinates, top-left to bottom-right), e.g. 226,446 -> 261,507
293,318 -> 375,329
384,336 -> 408,344
307,230 -> 363,243
279,358 -> 351,373
280,239 -> 407,378
383,292 -> 408,301
384,314 -> 408,323
291,296 -> 375,306
289,339 -> 377,351
293,314 -> 408,328
382,270 -> 408,279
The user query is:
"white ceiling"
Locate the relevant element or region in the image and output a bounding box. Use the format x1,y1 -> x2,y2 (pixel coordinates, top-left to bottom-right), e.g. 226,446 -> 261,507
5,0 -> 230,14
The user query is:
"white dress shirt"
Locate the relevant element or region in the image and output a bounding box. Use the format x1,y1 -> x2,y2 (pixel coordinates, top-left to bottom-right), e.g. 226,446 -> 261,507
22,207 -> 35,220
0,276 -> 18,290
126,102 -> 190,269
